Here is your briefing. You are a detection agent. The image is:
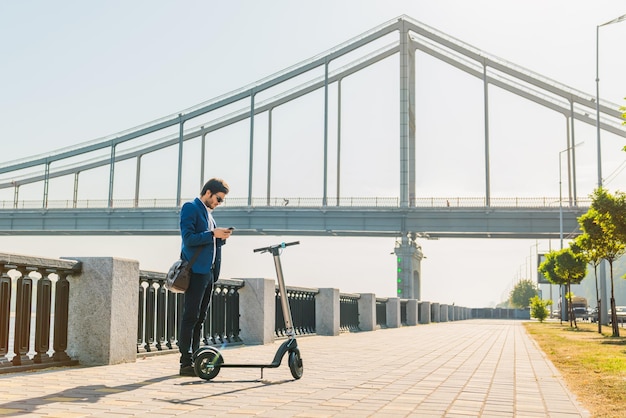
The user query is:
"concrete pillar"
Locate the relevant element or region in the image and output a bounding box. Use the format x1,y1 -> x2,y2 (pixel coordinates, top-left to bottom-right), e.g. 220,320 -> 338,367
386,297 -> 401,328
239,278 -> 275,344
440,304 -> 448,322
406,299 -> 418,326
431,302 -> 440,323
67,257 -> 139,366
419,301 -> 430,324
394,237 -> 424,300
448,305 -> 455,321
357,293 -> 376,332
317,288 -> 340,335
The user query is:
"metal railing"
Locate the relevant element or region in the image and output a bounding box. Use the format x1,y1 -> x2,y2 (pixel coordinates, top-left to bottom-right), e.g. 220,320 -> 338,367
275,286 -> 317,337
340,293 -> 360,332
207,281 -> 242,345
0,196 -> 591,210
137,271 -> 244,353
471,308 -> 530,320
401,300 -> 408,325
376,298 -> 388,328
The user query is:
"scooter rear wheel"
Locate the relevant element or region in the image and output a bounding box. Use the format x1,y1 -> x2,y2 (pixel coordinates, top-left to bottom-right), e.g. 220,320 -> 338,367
194,349 -> 224,380
288,349 -> 303,379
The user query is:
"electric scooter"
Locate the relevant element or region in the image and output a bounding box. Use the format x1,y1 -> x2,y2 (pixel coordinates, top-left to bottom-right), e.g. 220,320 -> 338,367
192,241 -> 304,380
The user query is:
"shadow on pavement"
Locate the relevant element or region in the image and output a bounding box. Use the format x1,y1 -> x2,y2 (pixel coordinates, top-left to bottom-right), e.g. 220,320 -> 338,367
164,378 -> 294,405
0,375 -> 178,416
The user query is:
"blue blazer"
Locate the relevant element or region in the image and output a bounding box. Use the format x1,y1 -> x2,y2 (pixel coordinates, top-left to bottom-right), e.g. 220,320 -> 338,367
179,197 -> 225,277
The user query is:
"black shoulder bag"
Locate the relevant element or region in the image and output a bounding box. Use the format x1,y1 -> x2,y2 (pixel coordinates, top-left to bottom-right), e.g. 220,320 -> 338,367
165,247 -> 203,293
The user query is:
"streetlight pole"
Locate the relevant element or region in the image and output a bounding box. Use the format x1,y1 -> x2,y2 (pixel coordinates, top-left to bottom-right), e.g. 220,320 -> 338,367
595,13 -> 625,325
595,24 -> 602,187
595,13 -> 626,187
530,240 -> 542,299
558,147 -> 568,321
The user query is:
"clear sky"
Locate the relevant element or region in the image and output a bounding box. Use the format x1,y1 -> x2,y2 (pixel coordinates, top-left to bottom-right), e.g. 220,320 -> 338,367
1,1 -> 625,307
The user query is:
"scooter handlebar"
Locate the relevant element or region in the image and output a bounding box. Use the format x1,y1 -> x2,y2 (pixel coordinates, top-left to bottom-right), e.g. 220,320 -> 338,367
253,241 -> 300,253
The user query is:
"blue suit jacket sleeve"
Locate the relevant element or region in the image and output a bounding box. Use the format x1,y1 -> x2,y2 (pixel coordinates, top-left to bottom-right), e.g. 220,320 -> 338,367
179,198 -> 225,276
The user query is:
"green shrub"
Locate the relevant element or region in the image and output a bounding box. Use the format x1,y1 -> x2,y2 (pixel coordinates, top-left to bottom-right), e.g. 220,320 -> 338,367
530,296 -> 551,322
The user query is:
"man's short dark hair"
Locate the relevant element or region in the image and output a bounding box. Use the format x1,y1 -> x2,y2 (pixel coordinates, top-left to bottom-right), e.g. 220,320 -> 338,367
201,178 -> 229,196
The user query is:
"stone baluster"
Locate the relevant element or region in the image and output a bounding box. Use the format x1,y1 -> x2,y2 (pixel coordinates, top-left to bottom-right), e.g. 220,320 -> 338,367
0,268 -> 12,367
33,269 -> 53,363
52,272 -> 71,362
12,266 -> 35,366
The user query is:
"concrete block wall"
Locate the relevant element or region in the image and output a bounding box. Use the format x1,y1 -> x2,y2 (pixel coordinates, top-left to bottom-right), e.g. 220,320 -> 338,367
68,257 -> 139,366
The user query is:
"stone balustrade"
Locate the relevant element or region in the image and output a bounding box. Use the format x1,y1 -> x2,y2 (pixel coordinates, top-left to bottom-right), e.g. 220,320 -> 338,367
1,253 -> 523,373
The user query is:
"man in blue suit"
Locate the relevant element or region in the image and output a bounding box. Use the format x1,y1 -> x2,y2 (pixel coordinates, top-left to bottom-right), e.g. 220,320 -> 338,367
178,178 -> 232,376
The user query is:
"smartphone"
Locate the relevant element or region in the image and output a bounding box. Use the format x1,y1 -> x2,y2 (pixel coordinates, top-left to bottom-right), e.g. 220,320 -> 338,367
227,226 -> 235,230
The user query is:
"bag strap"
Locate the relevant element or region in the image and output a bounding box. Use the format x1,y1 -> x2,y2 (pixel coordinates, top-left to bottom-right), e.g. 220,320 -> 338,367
185,246 -> 204,267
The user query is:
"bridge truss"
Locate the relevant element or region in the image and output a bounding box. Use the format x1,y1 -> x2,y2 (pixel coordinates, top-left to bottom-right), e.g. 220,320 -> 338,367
0,16 -> 621,238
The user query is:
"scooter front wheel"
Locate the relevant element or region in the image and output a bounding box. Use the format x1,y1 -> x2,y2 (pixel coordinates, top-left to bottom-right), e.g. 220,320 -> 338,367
194,349 -> 224,380
288,349 -> 303,379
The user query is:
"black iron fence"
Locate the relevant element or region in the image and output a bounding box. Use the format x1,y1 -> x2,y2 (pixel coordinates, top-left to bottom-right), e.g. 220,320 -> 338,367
137,271 -> 244,354
207,281 -> 242,344
472,308 -> 530,320
376,298 -> 387,328
340,294 -> 360,332
401,300 -> 408,325
275,286 -> 317,337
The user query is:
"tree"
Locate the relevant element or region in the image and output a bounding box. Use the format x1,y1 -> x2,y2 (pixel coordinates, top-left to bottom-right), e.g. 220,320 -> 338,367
588,188 -> 626,337
509,279 -> 537,308
576,212 -> 604,333
538,247 -> 587,328
529,295 -> 550,322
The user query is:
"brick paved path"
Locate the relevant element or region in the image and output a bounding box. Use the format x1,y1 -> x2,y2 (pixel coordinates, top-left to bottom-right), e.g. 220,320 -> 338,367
0,320 -> 589,417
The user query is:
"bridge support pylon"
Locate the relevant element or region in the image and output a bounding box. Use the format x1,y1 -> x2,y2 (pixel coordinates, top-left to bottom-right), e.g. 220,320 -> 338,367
394,233 -> 424,300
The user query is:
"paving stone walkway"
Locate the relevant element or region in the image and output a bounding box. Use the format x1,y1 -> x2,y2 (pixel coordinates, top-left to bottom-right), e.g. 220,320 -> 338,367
0,320 -> 589,417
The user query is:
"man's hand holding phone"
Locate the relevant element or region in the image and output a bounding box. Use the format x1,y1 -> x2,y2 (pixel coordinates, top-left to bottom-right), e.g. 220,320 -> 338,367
214,227 -> 234,239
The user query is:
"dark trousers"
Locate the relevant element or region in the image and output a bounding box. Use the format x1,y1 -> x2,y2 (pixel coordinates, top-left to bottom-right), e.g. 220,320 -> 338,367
178,270 -> 214,366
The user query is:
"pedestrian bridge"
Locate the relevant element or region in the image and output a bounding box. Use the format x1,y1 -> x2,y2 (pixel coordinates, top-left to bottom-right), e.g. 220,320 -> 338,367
0,15 -> 622,241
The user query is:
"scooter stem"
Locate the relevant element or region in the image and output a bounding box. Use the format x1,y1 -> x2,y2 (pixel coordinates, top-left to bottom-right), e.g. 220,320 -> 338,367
273,252 -> 295,338
253,241 -> 300,339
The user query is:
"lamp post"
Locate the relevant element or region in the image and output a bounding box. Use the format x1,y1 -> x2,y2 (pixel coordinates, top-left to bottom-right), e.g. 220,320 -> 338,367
529,240 -> 543,300
595,13 -> 626,188
595,13 -> 625,325
558,148 -> 566,321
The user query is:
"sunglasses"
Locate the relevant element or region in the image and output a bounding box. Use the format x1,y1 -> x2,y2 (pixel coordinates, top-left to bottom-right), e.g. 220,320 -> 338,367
215,195 -> 223,203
